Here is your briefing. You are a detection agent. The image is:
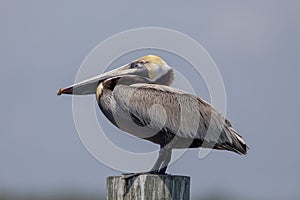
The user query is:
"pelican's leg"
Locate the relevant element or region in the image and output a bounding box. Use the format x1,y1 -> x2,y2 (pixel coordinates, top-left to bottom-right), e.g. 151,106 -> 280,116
122,148 -> 172,179
158,149 -> 172,174
150,147 -> 172,174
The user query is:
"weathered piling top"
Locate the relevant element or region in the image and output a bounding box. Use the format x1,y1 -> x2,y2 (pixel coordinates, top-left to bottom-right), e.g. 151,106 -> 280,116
107,174 -> 190,200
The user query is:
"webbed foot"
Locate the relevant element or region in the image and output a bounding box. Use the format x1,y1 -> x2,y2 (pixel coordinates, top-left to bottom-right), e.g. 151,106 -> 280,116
121,171 -> 168,179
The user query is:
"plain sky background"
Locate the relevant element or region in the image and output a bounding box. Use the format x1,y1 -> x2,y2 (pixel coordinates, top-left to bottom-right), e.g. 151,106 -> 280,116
1,1 -> 300,199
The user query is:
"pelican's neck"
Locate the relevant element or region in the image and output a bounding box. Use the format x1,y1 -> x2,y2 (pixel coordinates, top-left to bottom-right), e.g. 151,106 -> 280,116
154,69 -> 174,86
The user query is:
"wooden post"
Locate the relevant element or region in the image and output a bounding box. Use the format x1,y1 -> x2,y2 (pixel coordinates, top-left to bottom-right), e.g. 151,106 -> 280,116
107,174 -> 190,200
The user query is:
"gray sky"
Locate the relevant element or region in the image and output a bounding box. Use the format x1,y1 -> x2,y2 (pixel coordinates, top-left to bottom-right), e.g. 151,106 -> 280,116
1,1 -> 300,199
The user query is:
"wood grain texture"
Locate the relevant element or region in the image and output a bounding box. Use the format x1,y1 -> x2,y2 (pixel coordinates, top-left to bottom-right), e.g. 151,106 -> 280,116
107,175 -> 190,200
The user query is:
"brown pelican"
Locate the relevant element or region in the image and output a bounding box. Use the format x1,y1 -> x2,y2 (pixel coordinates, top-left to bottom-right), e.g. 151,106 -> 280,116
57,55 -> 248,175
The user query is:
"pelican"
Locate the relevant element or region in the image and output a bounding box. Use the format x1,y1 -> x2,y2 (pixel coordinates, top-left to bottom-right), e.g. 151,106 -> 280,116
57,55 -> 248,175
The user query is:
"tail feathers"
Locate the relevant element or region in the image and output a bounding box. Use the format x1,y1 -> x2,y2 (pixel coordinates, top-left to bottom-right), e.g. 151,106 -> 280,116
216,127 -> 248,155
228,128 -> 249,155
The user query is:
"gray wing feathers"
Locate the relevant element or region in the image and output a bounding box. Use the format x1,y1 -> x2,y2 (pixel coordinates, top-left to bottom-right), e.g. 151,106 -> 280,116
113,84 -> 247,153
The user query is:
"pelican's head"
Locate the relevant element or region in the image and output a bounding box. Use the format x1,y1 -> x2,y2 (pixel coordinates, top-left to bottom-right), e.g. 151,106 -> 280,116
132,55 -> 173,83
57,55 -> 174,95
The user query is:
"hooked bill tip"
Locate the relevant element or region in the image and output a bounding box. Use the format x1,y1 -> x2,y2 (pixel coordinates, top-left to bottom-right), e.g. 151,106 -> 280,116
57,89 -> 62,96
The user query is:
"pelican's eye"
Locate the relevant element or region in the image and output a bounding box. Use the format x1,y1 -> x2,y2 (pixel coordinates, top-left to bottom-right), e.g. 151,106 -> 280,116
139,60 -> 148,65
130,60 -> 148,68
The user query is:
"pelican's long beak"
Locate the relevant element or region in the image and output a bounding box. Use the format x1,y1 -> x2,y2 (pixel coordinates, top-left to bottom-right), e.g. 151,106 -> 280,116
57,64 -> 146,95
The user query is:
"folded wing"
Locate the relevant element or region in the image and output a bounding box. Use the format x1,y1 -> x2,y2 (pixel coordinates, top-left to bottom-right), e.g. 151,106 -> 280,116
112,83 -> 248,154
